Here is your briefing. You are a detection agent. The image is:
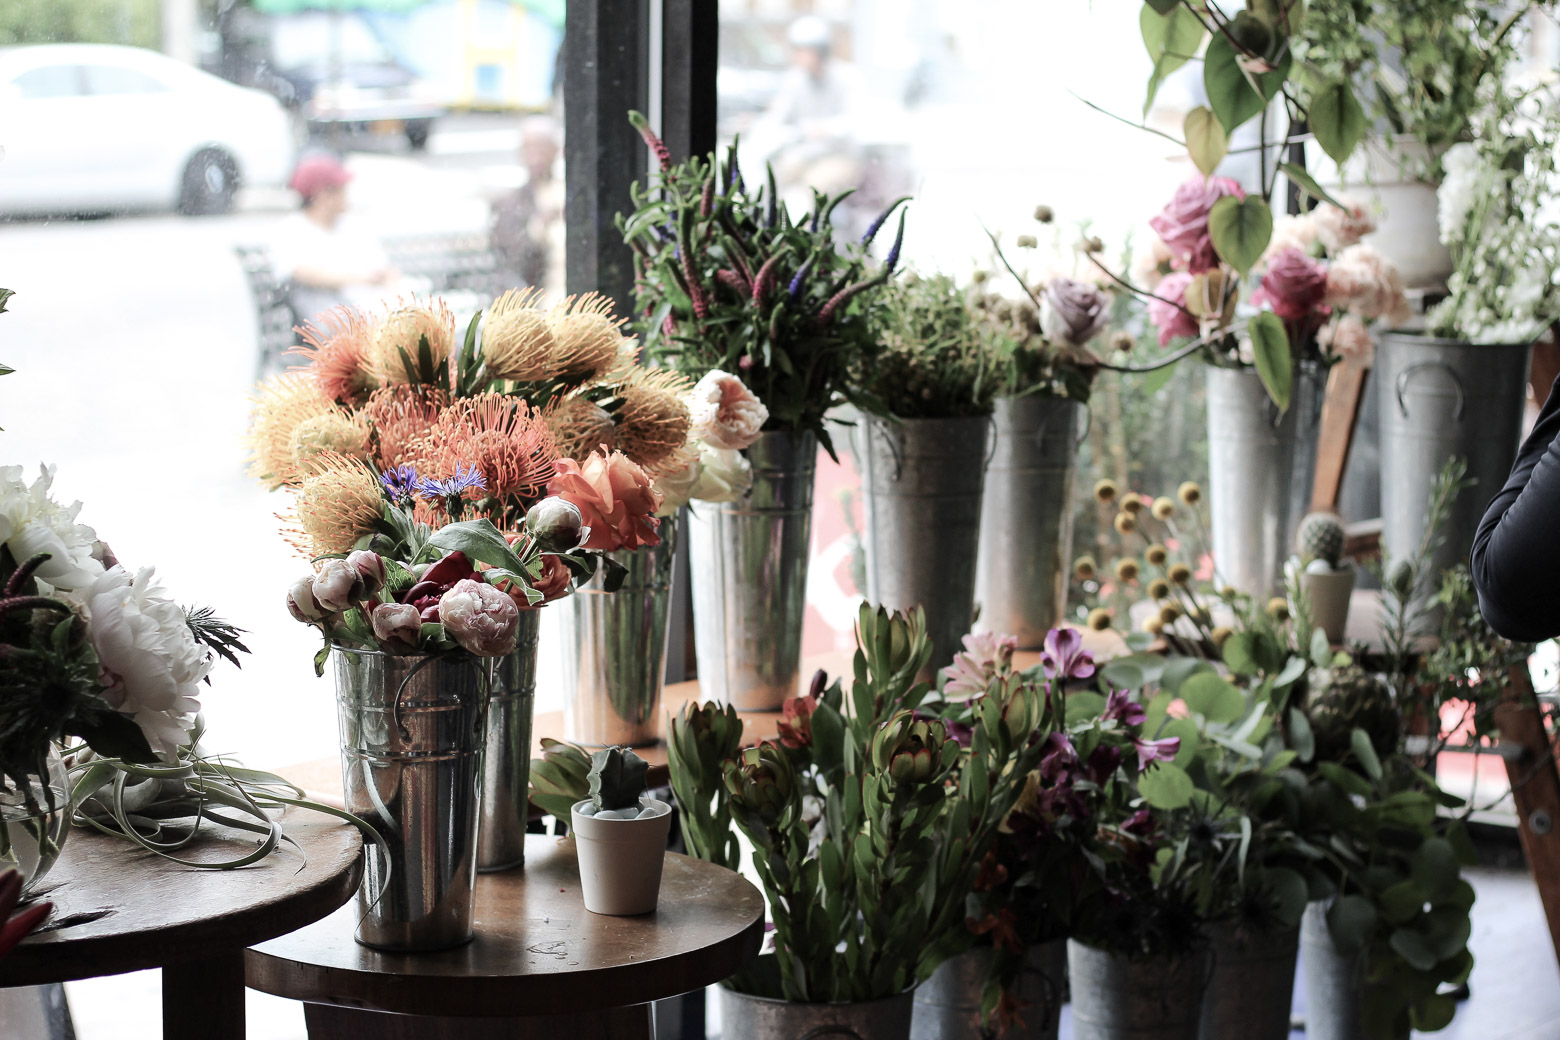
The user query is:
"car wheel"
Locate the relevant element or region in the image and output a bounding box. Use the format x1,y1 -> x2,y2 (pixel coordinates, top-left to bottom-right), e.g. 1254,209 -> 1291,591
405,120 -> 432,152
178,149 -> 239,216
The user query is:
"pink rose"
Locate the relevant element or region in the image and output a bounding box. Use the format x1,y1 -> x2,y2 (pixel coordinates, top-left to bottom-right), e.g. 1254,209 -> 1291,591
371,602 -> 423,651
1313,200 -> 1376,254
439,578 -> 521,656
547,450 -> 663,552
1251,247 -> 1329,321
1319,314 -> 1375,368
1325,245 -> 1411,325
312,558 -> 363,613
1040,279 -> 1111,346
1148,176 -> 1245,273
687,370 -> 769,451
1148,271 -> 1198,346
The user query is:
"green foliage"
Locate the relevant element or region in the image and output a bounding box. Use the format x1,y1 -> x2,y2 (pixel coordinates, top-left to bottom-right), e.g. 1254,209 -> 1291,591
529,738 -> 593,821
859,273 -> 1001,419
667,702 -> 745,871
0,0 -> 159,48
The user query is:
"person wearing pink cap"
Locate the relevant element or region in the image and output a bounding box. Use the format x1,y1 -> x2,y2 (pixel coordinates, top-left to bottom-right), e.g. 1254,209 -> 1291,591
271,154 -> 399,325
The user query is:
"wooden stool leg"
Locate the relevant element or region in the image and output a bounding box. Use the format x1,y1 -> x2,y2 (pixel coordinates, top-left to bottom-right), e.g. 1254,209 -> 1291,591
304,1002 -> 655,1039
163,951 -> 244,1040
1495,663 -> 1560,964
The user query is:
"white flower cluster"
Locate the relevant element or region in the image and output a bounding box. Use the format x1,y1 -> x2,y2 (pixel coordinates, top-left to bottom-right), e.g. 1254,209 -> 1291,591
1430,90 -> 1560,343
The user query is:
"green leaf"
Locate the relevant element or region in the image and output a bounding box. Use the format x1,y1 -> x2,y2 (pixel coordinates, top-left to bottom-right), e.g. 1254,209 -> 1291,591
1209,195 -> 1272,277
1223,632 -> 1259,675
1349,727 -> 1383,780
1308,80 -> 1367,165
1263,867 -> 1310,927
1287,705 -> 1315,761
1144,0 -> 1180,12
1141,358 -> 1179,396
1389,927 -> 1439,971
0,288 -> 11,313
1249,310 -> 1292,411
1412,838 -> 1460,900
1067,690 -> 1108,726
1138,761 -> 1195,809
1326,894 -> 1378,954
1317,760 -> 1371,797
1180,673 -> 1246,724
1410,994 -> 1457,1032
1184,106 -> 1229,175
1162,717 -> 1202,767
1142,5 -> 1207,115
1310,626 -> 1333,668
1202,32 -> 1287,132
1161,656 -> 1214,694
428,519 -> 526,574
1279,161 -> 1349,211
1379,879 -> 1427,924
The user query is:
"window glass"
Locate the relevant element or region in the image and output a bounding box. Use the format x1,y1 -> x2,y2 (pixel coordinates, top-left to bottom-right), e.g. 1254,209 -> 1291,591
83,64 -> 168,95
11,64 -> 84,99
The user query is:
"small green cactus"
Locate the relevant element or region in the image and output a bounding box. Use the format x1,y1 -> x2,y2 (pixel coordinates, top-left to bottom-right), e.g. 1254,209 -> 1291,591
1297,511 -> 1346,568
589,746 -> 649,813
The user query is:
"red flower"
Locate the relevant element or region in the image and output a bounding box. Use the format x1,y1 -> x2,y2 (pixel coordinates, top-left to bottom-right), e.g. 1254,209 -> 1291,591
0,869 -> 50,961
967,908 -> 1023,953
777,690 -> 818,749
400,550 -> 477,622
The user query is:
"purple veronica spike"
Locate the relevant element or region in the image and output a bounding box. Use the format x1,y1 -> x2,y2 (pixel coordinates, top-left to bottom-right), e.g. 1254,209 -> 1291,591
884,211 -> 906,273
788,256 -> 816,301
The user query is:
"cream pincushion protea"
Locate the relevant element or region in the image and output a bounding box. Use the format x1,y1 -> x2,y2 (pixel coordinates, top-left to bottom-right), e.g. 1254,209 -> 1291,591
294,308 -> 378,404
246,373 -> 340,490
290,411 -> 372,470
367,300 -> 456,385
613,366 -> 695,476
289,453 -> 384,556
547,294 -> 632,383
481,288 -> 556,382
546,395 -> 618,462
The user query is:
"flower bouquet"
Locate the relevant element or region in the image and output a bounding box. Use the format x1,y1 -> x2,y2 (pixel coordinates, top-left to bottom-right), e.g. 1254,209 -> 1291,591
620,113 -> 904,710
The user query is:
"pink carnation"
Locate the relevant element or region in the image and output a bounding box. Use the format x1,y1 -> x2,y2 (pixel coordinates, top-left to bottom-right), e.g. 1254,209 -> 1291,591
1314,200 -> 1376,254
1149,176 -> 1245,274
1149,271 -> 1198,346
1251,247 -> 1329,321
1319,314 -> 1375,368
1324,245 -> 1411,325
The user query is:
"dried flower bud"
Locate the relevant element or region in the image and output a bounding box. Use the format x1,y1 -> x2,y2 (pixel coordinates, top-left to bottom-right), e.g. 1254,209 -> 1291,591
1210,625 -> 1234,647
1110,330 -> 1135,353
1114,512 -> 1136,535
1074,555 -> 1098,581
1145,544 -> 1169,566
971,269 -> 990,284
1169,563 -> 1193,585
347,550 -> 387,596
1094,479 -> 1119,504
525,496 -> 587,553
1141,615 -> 1164,635
1219,584 -> 1238,601
1083,236 -> 1105,254
1016,234 -> 1038,249
1148,578 -> 1172,601
1266,597 -> 1290,622
1115,559 -> 1140,582
1087,608 -> 1112,631
1034,205 -> 1054,223
1158,603 -> 1182,625
1178,481 -> 1202,505
1151,497 -> 1176,521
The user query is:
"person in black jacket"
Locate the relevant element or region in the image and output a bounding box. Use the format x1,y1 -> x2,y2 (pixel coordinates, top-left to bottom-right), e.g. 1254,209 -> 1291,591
1472,375 -> 1560,641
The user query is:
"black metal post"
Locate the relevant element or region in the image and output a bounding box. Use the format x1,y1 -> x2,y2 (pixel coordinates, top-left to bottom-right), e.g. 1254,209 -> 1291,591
660,0 -> 720,163
563,0 -> 649,309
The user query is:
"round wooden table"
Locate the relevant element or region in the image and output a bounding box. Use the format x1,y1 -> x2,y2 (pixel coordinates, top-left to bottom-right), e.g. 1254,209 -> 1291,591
0,808 -> 363,1040
246,834 -> 765,1039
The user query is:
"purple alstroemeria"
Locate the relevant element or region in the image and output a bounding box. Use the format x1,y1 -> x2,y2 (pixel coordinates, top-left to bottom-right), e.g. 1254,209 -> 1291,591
1040,628 -> 1096,682
1084,743 -> 1122,786
1132,735 -> 1181,771
1121,807 -> 1156,837
1103,689 -> 1147,727
1039,732 -> 1078,782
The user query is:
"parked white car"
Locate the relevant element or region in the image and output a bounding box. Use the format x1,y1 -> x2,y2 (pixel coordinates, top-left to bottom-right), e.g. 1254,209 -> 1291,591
0,44 -> 296,217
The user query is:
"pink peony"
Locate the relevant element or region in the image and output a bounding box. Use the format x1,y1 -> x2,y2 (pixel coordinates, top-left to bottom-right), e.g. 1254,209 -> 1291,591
1251,247 -> 1329,321
687,370 -> 769,451
1313,200 -> 1376,254
1149,175 -> 1245,273
438,578 -> 521,657
1149,271 -> 1199,346
1325,244 -> 1411,325
287,575 -> 328,622
1265,214 -> 1320,258
312,558 -> 363,613
347,550 -> 386,595
371,602 -> 423,651
1319,314 -> 1375,368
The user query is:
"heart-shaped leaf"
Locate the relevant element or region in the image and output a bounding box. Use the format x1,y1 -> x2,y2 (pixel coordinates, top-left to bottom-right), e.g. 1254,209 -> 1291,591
1248,310 -> 1292,411
1142,4 -> 1208,115
1279,161 -> 1349,212
1209,195 -> 1273,276
1309,80 -> 1367,164
1184,106 -> 1229,175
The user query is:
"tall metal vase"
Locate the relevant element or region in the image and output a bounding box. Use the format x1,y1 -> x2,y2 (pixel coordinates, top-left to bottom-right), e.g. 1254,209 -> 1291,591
910,940 -> 1067,1040
1197,923 -> 1298,1040
1377,333 -> 1531,585
720,985 -> 916,1040
559,518 -> 679,746
333,648 -> 491,952
974,396 -> 1084,649
1068,940 -> 1210,1040
477,611 -> 541,872
688,430 -> 817,711
1206,364 -> 1326,596
859,415 -> 991,679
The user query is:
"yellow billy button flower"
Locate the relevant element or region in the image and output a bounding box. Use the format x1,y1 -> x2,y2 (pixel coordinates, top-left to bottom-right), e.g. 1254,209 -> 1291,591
1151,496 -> 1176,521
1087,608 -> 1112,631
1219,585 -> 1239,601
1169,562 -> 1193,586
1266,597 -> 1291,622
1074,555 -> 1098,581
1148,578 -> 1172,601
1158,602 -> 1183,625
1178,481 -> 1202,506
1145,544 -> 1169,566
1210,625 -> 1234,647
1094,479 -> 1119,504
1121,494 -> 1145,515
1115,559 -> 1141,582
1141,615 -> 1164,635
1114,512 -> 1137,535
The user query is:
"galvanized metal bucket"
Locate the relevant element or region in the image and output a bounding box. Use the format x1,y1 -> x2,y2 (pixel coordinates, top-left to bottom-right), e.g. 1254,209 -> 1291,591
558,518 -> 678,747
1068,939 -> 1211,1040
974,396 -> 1085,649
687,430 -> 817,711
1198,922 -> 1298,1040
1300,900 -> 1365,1040
333,648 -> 492,951
859,415 -> 991,679
476,611 -> 541,873
911,939 -> 1067,1040
1206,364 -> 1326,597
1377,333 -> 1531,590
720,984 -> 916,1040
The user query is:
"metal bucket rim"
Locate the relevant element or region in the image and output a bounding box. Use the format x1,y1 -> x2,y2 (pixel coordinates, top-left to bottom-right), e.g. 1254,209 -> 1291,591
717,984 -> 917,1009
1377,330 -> 1534,350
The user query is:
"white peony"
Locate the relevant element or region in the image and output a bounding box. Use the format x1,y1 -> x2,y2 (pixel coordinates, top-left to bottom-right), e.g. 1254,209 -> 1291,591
689,445 -> 753,503
686,370 -> 769,451
82,566 -> 211,758
0,465 -> 102,592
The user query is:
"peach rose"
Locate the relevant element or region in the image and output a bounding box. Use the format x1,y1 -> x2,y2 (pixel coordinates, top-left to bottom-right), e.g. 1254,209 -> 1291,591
547,450 -> 663,552
1313,199 -> 1376,254
1319,314 -> 1375,369
687,370 -> 768,451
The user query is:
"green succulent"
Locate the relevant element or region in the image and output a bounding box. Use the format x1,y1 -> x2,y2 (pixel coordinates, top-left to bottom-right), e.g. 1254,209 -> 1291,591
588,746 -> 649,813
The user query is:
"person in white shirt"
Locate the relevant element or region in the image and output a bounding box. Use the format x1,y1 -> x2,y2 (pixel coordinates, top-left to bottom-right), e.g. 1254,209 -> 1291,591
271,155 -> 399,327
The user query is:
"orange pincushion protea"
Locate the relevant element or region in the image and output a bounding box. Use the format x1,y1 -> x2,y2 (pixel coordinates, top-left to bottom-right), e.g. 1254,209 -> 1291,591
291,308 -> 378,404
286,452 -> 384,556
611,366 -> 694,477
546,293 -> 631,383
422,393 -> 560,508
361,384 -> 449,471
366,299 -> 456,385
247,372 -> 341,490
481,288 -> 556,382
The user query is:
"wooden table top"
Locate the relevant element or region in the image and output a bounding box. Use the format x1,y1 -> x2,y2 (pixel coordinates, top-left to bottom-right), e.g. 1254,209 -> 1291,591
245,834 -> 764,1017
0,808 -> 362,987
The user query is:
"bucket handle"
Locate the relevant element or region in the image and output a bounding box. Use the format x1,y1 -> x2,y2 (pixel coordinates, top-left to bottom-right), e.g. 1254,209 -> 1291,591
797,1028 -> 867,1040
984,414 -> 999,470
1395,361 -> 1466,421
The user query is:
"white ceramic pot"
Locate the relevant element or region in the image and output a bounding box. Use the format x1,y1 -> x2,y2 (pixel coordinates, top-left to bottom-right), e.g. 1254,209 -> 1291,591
1301,565 -> 1357,645
1308,138 -> 1450,291
570,797 -> 673,915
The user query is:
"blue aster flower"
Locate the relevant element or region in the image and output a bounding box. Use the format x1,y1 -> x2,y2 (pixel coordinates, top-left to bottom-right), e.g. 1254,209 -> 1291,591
415,465 -> 487,502
380,465 -> 419,503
